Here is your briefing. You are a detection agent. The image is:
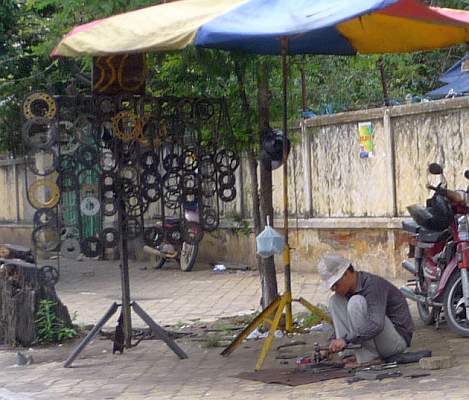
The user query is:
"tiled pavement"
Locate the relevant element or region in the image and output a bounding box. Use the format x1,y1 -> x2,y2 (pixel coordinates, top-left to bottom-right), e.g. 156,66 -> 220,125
1,259 -> 469,399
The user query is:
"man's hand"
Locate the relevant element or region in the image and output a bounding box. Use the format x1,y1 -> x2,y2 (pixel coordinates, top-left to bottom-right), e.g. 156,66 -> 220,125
328,338 -> 347,353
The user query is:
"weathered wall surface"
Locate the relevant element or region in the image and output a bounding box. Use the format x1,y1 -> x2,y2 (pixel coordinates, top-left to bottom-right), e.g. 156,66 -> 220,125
1,97 -> 467,279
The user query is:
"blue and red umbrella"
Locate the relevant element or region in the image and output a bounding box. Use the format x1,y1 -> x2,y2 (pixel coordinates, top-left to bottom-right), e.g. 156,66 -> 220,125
52,0 -> 469,57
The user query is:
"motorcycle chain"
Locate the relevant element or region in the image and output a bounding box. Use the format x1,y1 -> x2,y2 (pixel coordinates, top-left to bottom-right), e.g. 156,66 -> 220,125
177,98 -> 193,121
201,177 -> 217,198
215,149 -> 240,173
202,207 -> 219,232
80,237 -> 103,258
59,120 -> 80,155
140,150 -> 159,171
126,217 -> 141,240
26,147 -> 59,176
31,225 -> 60,252
60,238 -> 81,259
77,144 -> 99,169
22,117 -> 58,150
80,196 -> 101,217
101,227 -> 119,248
33,208 -> 58,228
58,154 -> 77,174
181,148 -> 198,172
218,171 -> 235,188
162,152 -> 182,172
194,99 -> 215,121
23,92 -> 57,121
164,189 -> 182,210
102,197 -> 118,216
28,179 -> 61,209
39,265 -> 60,287
199,154 -> 215,178
112,111 -> 142,142
219,186 -> 237,203
73,114 -> 95,146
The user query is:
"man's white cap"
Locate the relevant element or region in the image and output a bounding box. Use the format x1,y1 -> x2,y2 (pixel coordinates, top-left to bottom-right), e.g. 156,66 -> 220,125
318,254 -> 352,289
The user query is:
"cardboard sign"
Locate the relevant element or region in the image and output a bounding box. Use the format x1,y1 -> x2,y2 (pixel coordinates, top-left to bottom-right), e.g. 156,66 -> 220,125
92,53 -> 146,95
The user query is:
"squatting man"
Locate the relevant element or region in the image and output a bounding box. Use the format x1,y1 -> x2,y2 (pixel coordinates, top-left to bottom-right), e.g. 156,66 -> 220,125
318,254 -> 414,367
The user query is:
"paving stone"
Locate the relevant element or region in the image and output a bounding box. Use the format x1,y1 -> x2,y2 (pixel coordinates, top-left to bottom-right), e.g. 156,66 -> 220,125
419,355 -> 454,370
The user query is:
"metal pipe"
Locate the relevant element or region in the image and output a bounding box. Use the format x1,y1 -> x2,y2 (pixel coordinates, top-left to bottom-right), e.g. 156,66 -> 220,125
281,38 -> 292,332
402,260 -> 416,275
117,143 -> 132,349
400,286 -> 426,303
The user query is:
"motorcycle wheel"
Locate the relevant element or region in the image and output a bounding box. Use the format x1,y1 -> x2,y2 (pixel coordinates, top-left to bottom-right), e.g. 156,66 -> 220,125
179,242 -> 198,272
443,272 -> 469,337
417,301 -> 438,325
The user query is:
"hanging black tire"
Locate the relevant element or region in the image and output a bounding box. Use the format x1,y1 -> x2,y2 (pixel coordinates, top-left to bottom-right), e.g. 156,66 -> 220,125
443,271 -> 469,337
179,242 -> 198,272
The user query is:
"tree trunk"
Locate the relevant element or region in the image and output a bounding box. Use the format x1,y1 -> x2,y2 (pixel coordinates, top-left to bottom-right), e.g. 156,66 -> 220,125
257,60 -> 278,308
233,60 -> 261,236
0,256 -> 72,347
233,58 -> 278,309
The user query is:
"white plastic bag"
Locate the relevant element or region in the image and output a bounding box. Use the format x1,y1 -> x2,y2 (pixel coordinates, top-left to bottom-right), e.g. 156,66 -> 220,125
256,217 -> 285,258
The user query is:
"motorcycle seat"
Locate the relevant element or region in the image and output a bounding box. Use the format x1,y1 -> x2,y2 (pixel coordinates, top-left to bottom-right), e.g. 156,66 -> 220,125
163,216 -> 180,227
402,220 -> 419,234
417,228 -> 451,243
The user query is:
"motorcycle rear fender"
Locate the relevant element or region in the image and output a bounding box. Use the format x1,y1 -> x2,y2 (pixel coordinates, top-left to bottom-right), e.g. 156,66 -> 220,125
437,257 -> 459,297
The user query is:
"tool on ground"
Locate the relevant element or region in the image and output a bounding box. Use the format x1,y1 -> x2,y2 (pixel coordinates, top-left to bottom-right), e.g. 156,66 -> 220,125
313,342 -> 362,364
347,369 -> 402,384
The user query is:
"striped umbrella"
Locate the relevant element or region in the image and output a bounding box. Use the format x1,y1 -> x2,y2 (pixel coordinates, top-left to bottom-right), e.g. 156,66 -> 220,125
52,0 -> 469,57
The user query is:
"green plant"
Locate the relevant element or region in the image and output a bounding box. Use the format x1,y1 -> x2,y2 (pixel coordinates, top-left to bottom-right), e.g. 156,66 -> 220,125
202,336 -> 222,348
35,299 -> 77,344
226,211 -> 251,236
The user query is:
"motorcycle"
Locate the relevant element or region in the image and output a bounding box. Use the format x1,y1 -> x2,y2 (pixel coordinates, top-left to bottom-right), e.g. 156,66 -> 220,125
400,163 -> 469,336
143,202 -> 203,272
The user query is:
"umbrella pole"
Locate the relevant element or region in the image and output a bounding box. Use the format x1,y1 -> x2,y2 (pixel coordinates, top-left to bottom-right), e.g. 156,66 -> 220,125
281,38 -> 293,333
222,40 -> 334,368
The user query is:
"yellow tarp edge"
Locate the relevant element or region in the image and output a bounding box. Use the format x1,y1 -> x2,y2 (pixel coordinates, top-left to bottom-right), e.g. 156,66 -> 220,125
54,0 -> 249,57
338,13 -> 469,54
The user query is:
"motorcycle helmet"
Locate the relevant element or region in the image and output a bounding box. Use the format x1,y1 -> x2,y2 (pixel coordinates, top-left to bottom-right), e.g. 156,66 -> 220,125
260,128 -> 291,170
407,194 -> 453,231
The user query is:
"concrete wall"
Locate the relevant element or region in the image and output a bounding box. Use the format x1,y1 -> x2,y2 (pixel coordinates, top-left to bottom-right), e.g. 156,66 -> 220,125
198,97 -> 469,279
2,97 -> 468,279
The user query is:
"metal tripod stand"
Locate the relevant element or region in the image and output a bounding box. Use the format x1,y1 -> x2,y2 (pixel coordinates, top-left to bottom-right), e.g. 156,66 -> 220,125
64,147 -> 187,367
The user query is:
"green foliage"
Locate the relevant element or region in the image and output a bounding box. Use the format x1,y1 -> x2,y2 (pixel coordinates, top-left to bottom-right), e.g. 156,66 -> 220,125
35,299 -> 77,344
301,313 -> 322,328
226,211 -> 251,236
1,0 -> 468,153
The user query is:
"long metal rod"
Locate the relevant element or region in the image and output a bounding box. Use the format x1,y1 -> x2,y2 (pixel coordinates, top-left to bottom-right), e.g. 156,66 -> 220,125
64,302 -> 119,367
281,38 -> 293,332
117,144 -> 132,348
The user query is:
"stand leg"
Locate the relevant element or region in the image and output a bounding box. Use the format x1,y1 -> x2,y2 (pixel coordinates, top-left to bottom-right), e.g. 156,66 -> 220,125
64,302 -> 119,368
220,296 -> 282,357
131,301 -> 187,359
296,297 -> 332,323
255,294 -> 288,370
